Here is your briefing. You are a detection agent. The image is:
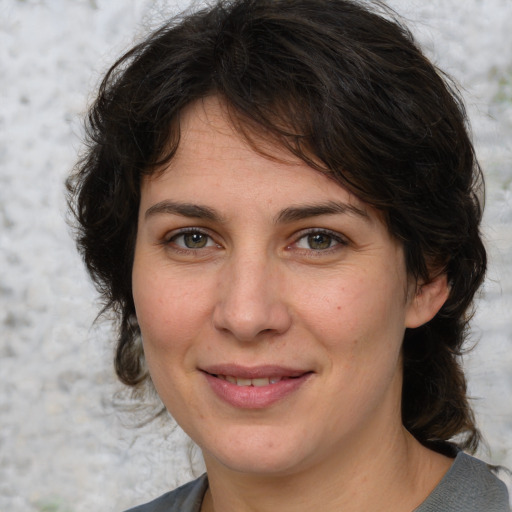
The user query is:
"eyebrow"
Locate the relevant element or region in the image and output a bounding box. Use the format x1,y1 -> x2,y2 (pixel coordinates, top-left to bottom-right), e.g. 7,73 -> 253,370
144,199 -> 369,224
145,201 -> 223,222
275,201 -> 369,224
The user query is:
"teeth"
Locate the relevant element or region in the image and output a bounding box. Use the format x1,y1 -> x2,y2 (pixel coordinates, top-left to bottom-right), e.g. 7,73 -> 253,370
219,375 -> 283,386
252,378 -> 270,387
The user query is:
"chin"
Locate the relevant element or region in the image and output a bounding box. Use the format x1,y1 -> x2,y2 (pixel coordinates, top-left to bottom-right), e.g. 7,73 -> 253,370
209,451 -> 306,476
200,425 -> 317,477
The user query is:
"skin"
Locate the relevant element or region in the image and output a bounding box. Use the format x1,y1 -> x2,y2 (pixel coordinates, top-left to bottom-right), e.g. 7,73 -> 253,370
132,96 -> 452,512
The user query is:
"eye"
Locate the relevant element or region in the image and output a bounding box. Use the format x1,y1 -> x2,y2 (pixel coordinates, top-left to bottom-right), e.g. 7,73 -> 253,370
168,230 -> 216,249
293,230 -> 347,251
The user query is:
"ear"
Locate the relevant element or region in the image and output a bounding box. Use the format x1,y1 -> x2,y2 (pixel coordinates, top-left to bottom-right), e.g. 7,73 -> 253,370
405,273 -> 450,329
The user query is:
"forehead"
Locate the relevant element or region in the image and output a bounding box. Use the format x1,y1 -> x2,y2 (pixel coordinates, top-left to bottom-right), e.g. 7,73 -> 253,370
143,96 -> 371,216
177,96 -> 301,167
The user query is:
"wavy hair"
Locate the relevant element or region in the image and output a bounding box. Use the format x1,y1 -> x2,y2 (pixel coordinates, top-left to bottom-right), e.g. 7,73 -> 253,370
67,0 -> 486,452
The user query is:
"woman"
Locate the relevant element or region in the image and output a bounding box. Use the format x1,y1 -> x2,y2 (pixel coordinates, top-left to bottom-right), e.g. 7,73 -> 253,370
67,0 -> 510,510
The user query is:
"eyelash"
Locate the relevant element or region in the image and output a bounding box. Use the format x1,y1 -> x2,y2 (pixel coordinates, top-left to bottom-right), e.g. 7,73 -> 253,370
162,227 -> 348,256
290,229 -> 348,255
164,228 -> 220,254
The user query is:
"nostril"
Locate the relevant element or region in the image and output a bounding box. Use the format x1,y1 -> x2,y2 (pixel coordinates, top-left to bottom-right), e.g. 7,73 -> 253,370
212,298 -> 292,341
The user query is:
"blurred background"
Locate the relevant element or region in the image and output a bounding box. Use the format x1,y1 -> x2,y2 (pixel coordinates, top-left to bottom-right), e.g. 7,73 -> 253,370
1,0 -> 511,510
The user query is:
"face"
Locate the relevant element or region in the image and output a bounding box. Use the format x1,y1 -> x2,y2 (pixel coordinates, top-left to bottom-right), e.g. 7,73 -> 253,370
132,97 -> 422,477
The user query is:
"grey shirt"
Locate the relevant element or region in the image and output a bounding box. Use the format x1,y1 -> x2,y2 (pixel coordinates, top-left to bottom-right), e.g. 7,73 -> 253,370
125,452 -> 510,512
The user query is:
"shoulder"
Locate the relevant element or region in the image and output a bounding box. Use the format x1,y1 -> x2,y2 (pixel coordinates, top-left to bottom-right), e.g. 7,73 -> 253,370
415,452 -> 510,512
124,474 -> 208,512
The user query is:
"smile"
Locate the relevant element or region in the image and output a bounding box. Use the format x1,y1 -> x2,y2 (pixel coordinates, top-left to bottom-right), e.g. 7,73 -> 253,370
202,366 -> 312,409
214,375 -> 286,386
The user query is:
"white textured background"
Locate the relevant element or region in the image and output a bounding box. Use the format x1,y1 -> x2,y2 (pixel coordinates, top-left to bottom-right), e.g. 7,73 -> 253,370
1,1 -> 511,510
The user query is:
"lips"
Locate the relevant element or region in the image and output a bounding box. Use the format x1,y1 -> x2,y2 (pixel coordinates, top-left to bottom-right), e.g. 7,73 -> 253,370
201,365 -> 312,409
216,375 -> 284,386
202,364 -> 309,379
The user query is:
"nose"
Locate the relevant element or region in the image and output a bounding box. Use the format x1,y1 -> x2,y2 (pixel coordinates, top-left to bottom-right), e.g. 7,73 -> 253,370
212,254 -> 292,342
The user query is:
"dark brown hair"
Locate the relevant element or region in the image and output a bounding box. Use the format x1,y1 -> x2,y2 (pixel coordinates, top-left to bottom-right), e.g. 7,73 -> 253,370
67,0 -> 486,452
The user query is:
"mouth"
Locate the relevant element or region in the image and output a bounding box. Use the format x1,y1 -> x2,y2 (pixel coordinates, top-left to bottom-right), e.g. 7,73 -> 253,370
201,364 -> 311,383
200,365 -> 313,409
209,374 -> 304,387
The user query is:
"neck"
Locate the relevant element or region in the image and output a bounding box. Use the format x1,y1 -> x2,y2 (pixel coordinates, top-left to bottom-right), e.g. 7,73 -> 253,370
201,428 -> 452,512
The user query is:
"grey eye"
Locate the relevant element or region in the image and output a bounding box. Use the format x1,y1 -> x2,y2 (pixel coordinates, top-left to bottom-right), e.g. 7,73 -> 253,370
294,230 -> 346,252
182,232 -> 209,248
170,231 -> 213,249
306,233 -> 334,250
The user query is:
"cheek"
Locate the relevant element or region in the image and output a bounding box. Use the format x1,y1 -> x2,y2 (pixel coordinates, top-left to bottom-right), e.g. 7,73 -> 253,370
132,261 -> 177,351
297,272 -> 407,359
132,263 -> 214,358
